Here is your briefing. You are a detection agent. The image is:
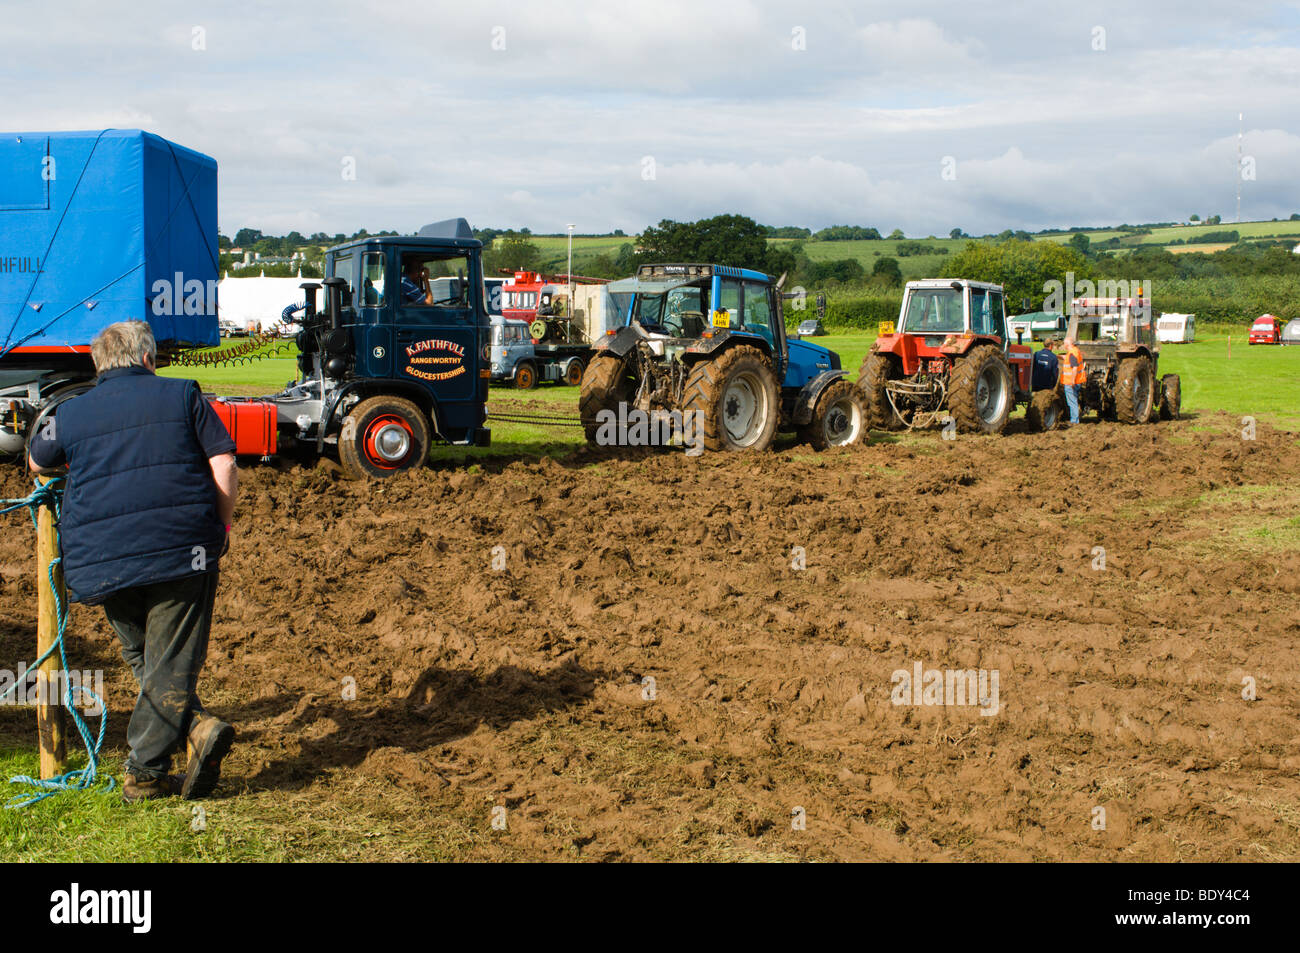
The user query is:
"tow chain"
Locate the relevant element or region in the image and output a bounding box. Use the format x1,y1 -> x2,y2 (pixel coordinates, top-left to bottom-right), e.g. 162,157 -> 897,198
167,333 -> 294,368
486,408 -> 584,429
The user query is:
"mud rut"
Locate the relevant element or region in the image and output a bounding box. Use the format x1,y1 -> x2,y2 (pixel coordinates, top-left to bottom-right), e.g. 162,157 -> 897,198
2,414 -> 1297,861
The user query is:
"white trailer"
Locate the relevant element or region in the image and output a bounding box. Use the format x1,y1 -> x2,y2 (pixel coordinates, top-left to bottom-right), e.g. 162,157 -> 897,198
1156,313 -> 1196,343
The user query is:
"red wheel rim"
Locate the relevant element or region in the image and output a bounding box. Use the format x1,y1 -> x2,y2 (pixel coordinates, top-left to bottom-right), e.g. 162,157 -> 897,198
363,414 -> 415,469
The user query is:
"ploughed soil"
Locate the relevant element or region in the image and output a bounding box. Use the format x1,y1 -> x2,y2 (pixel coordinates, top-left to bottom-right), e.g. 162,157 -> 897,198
1,413 -> 1298,861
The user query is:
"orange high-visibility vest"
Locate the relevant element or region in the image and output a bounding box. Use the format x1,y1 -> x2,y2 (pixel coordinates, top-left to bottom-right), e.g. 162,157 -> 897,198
1060,345 -> 1087,387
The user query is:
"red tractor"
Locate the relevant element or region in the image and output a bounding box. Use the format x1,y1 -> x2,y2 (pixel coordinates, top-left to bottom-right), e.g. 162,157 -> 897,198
857,279 -> 1064,434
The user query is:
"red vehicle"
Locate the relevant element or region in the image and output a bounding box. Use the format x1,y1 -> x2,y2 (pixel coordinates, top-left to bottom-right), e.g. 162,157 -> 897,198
1249,314 -> 1282,344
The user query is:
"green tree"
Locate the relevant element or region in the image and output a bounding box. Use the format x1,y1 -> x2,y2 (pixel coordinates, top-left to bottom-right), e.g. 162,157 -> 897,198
946,239 -> 1092,311
871,256 -> 902,286
485,235 -> 542,273
637,214 -> 791,275
888,228 -> 905,240
1068,233 -> 1091,257
233,228 -> 263,248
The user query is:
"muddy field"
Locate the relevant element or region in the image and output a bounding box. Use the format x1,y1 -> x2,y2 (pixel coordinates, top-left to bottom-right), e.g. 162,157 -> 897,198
2,414 -> 1299,861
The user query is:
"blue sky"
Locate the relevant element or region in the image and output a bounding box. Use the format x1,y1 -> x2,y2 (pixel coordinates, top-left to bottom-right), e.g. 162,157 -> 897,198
5,0 -> 1299,237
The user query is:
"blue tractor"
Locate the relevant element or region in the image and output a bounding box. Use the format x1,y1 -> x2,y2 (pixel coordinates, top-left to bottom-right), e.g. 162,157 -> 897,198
580,264 -> 864,451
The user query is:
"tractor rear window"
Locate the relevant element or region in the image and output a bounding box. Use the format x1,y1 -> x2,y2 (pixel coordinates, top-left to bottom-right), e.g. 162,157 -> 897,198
902,289 -> 963,334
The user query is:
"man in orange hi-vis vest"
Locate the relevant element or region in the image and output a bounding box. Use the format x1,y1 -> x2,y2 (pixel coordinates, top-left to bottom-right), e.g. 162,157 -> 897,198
1060,336 -> 1087,424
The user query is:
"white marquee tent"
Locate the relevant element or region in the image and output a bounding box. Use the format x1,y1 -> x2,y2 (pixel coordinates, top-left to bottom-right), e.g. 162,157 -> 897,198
216,274 -> 309,333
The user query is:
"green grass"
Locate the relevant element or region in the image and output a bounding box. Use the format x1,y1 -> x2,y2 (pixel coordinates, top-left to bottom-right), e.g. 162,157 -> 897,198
159,349 -> 299,396
0,748 -> 274,861
0,746 -> 487,861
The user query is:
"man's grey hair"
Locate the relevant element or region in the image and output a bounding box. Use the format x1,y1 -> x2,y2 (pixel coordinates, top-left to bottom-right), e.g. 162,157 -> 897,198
91,321 -> 156,372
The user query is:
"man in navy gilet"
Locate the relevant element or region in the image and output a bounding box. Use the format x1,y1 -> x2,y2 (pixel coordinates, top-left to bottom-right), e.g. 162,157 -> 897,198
29,321 -> 239,801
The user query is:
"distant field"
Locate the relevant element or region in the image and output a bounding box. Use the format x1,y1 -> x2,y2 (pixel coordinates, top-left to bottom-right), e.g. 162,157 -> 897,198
1142,220 -> 1300,243
1167,243 -> 1234,254
475,219 -> 1300,281
527,235 -> 631,271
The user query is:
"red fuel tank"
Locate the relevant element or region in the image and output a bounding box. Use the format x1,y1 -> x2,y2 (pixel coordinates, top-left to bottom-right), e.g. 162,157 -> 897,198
207,399 -> 277,456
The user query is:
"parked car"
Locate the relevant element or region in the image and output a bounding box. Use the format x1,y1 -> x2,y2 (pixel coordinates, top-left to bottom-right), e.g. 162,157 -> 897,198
795,318 -> 827,338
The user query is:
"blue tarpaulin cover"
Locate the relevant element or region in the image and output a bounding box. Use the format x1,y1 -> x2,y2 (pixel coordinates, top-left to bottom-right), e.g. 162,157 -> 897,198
0,129 -> 219,357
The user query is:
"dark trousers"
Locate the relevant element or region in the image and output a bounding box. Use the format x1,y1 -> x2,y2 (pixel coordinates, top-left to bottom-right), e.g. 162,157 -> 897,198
101,571 -> 218,779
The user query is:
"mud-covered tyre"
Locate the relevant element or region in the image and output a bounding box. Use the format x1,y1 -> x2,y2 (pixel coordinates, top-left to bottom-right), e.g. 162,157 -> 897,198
579,354 -> 635,443
563,359 -> 584,387
1159,373 -> 1181,420
513,361 -> 538,390
338,395 -> 431,480
948,344 -> 1014,434
681,345 -> 779,452
800,379 -> 866,450
1026,388 -> 1065,432
1115,355 -> 1156,424
855,351 -> 906,430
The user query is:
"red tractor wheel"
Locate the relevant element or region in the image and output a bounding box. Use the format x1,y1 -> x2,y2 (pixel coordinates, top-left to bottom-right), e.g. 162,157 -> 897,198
338,395 -> 431,479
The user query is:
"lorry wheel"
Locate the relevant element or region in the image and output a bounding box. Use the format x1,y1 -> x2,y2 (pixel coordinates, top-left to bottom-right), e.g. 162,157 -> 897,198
1025,388 -> 1065,432
563,360 -> 584,387
513,362 -> 538,390
579,354 -> 635,443
948,345 -> 1013,434
1115,355 -> 1155,424
338,396 -> 430,480
800,379 -> 866,449
1159,373 -> 1181,420
681,345 -> 779,452
23,380 -> 95,460
856,352 -> 906,430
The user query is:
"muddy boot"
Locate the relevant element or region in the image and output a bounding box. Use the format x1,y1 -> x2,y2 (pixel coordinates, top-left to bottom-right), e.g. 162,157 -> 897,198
183,713 -> 235,800
122,773 -> 183,802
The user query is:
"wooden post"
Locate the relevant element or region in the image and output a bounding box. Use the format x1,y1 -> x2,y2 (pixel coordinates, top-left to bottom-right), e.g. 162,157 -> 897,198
35,475 -> 67,778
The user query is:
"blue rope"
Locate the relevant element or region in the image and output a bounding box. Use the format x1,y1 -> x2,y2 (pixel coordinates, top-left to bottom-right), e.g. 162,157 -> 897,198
0,477 -> 112,807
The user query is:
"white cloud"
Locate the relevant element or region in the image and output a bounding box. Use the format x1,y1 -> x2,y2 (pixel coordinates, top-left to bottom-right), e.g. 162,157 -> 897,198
1,0 -> 1297,235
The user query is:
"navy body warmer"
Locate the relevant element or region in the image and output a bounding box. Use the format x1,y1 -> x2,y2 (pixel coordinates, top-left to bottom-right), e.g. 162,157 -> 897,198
53,368 -> 228,604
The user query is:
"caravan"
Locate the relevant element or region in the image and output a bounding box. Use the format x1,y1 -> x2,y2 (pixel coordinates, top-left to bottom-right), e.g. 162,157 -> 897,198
1156,313 -> 1196,343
